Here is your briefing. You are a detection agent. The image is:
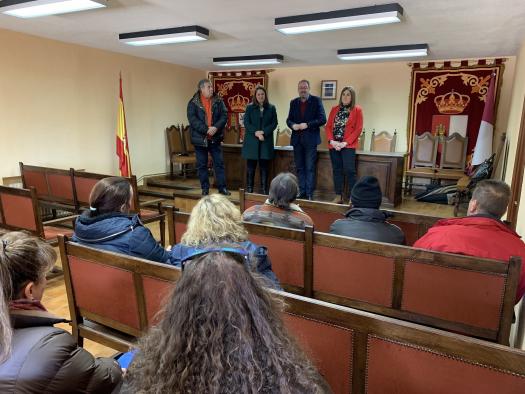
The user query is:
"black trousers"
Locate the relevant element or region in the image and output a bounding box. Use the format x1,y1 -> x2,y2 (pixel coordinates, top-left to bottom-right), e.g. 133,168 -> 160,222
329,148 -> 356,196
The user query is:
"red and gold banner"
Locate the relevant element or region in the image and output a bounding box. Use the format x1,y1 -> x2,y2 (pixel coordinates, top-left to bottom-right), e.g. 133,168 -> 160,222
407,60 -> 504,168
209,70 -> 267,138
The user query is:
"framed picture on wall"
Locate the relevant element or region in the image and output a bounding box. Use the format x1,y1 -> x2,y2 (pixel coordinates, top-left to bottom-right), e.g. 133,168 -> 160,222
321,80 -> 337,100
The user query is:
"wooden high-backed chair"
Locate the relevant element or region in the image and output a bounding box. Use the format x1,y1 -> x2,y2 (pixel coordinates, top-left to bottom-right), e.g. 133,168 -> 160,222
440,132 -> 468,170
405,132 -> 439,193
166,125 -> 196,178
370,130 -> 397,152
0,185 -> 75,245
222,125 -> 240,145
275,128 -> 292,146
357,129 -> 366,150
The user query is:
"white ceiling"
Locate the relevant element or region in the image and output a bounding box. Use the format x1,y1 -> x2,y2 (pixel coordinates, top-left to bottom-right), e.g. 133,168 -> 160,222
1,0 -> 525,70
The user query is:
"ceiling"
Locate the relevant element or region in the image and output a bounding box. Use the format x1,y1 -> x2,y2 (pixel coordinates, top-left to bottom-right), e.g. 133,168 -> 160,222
1,0 -> 525,70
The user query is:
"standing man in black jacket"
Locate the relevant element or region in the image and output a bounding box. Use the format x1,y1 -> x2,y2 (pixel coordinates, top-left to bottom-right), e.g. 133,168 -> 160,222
187,78 -> 230,196
286,80 -> 327,200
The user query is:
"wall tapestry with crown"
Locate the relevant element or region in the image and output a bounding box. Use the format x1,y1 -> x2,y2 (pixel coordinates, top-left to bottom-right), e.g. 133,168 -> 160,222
407,59 -> 505,169
209,70 -> 268,143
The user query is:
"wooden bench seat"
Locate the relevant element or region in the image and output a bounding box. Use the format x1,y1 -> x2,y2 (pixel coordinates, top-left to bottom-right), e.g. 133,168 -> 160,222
165,207 -> 520,345
58,236 -> 525,394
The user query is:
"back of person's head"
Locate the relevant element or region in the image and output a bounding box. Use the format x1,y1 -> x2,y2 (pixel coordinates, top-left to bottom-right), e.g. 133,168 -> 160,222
88,177 -> 132,217
0,232 -> 57,362
469,179 -> 511,219
351,176 -> 382,209
125,252 -> 325,393
268,172 -> 299,209
181,194 -> 248,246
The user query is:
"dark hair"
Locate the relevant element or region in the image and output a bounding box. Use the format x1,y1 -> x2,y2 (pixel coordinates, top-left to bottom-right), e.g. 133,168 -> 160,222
339,86 -> 356,110
252,85 -> 269,107
125,253 -> 325,393
198,78 -> 212,91
471,179 -> 511,219
298,79 -> 310,88
88,177 -> 132,217
268,172 -> 299,209
0,231 -> 56,301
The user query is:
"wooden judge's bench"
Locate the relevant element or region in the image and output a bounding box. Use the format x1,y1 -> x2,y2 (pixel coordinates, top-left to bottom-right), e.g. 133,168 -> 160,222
222,144 -> 406,207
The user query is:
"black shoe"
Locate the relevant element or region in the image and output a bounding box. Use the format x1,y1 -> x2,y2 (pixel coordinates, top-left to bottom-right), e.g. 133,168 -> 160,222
218,188 -> 231,196
202,189 -> 209,196
297,192 -> 308,199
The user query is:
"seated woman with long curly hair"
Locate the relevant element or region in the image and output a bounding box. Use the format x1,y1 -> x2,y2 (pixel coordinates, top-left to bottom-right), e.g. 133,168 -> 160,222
122,252 -> 329,393
170,193 -> 280,288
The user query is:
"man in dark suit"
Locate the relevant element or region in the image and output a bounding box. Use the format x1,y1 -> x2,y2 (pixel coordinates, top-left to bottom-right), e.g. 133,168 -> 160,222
187,78 -> 230,196
286,80 -> 327,200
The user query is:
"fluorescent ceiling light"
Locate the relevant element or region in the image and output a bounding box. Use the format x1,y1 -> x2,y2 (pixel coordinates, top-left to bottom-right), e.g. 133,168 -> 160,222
213,55 -> 284,67
0,0 -> 105,18
275,3 -> 403,35
119,26 -> 209,46
337,44 -> 429,61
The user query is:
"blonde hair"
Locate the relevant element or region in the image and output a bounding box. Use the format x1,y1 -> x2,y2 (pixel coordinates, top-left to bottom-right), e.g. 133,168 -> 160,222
181,194 -> 248,247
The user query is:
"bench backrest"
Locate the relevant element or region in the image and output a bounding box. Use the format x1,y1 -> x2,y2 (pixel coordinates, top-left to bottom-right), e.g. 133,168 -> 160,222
282,291 -> 525,394
167,205 -> 519,344
20,162 -> 76,208
239,189 -> 441,245
57,236 -> 525,394
0,185 -> 44,237
59,236 -> 180,351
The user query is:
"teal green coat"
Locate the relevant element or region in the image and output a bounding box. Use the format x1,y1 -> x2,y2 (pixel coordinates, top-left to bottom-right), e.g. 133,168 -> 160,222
242,103 -> 277,160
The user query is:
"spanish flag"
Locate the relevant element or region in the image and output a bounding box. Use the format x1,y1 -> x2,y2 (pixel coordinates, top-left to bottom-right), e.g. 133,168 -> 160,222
116,73 -> 132,177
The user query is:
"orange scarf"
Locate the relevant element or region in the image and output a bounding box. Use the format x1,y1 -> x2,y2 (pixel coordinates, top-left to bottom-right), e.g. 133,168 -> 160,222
201,94 -> 212,127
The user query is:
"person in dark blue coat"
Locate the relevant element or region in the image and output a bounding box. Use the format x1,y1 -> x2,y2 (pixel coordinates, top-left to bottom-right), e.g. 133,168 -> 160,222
169,193 -> 281,289
72,177 -> 171,263
286,80 -> 327,200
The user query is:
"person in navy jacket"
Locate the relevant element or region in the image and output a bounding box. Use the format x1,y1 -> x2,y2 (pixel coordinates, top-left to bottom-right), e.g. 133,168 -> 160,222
286,80 -> 327,200
72,177 -> 171,264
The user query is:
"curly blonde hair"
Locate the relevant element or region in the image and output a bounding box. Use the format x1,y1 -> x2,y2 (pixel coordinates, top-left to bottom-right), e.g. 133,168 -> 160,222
181,194 -> 248,246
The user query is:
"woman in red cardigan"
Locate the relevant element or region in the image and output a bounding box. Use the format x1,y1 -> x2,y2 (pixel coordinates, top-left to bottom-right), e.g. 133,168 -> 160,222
325,86 -> 363,204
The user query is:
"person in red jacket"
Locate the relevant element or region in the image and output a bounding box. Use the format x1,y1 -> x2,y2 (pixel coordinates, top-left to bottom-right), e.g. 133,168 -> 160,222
325,86 -> 363,204
414,180 -> 525,303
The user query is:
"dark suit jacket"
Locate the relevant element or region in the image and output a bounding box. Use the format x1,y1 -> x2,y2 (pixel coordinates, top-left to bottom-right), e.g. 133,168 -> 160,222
286,95 -> 327,146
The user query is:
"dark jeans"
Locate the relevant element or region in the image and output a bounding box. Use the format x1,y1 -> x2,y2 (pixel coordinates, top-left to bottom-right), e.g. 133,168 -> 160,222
293,143 -> 317,196
329,148 -> 356,195
195,143 -> 226,191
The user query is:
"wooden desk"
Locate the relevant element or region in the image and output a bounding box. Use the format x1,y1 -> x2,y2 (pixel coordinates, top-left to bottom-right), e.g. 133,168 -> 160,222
222,144 -> 406,207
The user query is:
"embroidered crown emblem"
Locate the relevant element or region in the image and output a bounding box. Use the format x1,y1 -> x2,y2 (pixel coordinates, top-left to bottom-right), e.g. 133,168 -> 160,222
434,90 -> 470,114
228,94 -> 250,112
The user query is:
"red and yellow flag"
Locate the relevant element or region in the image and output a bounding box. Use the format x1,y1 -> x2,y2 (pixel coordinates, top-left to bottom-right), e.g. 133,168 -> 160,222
116,74 -> 132,177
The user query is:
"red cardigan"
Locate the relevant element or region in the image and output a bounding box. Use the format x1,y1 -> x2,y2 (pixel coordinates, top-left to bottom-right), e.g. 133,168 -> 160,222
325,105 -> 363,149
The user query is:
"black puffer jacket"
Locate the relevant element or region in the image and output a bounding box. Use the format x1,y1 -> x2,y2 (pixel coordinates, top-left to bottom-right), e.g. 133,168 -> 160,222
329,207 -> 405,245
187,91 -> 228,147
0,310 -> 122,393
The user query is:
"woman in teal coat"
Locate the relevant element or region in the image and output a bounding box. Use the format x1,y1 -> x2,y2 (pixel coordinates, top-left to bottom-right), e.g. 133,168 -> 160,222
242,85 -> 278,194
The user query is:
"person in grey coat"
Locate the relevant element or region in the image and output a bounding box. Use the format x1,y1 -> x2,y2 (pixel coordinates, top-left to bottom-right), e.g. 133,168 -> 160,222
330,176 -> 405,245
0,231 -> 122,393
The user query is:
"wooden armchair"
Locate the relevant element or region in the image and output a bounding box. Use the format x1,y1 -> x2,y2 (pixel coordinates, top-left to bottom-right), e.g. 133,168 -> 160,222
275,128 -> 292,146
357,129 -> 366,150
405,132 -> 439,193
440,132 -> 468,170
370,130 -> 397,152
166,125 -> 196,178
222,125 -> 240,145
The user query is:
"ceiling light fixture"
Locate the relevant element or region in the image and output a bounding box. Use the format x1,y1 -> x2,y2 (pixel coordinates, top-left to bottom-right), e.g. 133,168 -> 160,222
119,26 -> 209,46
0,0 -> 106,18
337,44 -> 429,61
213,54 -> 284,67
275,3 -> 403,35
